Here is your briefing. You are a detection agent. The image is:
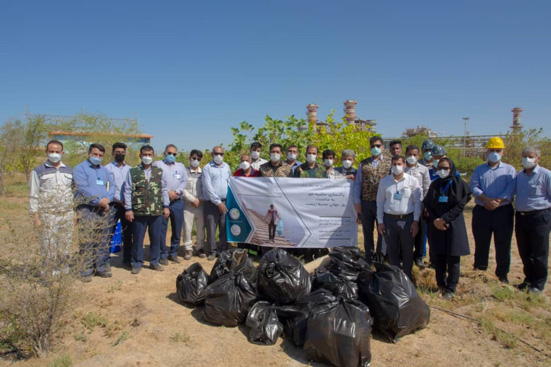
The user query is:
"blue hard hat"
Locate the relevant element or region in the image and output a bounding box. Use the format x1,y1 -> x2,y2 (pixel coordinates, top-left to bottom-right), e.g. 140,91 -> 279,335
431,145 -> 447,156
421,139 -> 436,151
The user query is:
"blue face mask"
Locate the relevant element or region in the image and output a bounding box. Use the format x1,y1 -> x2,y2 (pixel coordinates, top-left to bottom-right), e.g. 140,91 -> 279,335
165,154 -> 176,164
424,151 -> 432,161
371,147 -> 382,157
89,156 -> 103,166
488,152 -> 501,163
433,159 -> 439,168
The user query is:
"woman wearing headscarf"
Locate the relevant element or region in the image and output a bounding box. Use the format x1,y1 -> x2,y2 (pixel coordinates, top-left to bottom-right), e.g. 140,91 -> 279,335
424,158 -> 471,300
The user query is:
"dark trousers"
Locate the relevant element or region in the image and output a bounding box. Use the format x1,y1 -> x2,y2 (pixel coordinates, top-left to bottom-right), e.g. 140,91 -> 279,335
515,209 -> 551,291
473,204 -> 514,278
111,204 -> 133,264
160,198 -> 184,258
361,200 -> 384,259
434,254 -> 461,293
204,200 -> 228,255
77,205 -> 113,276
413,208 -> 426,260
383,213 -> 415,280
132,215 -> 162,268
268,221 -> 276,240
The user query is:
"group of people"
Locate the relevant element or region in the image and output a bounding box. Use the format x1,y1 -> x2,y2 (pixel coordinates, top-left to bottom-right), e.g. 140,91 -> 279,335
29,137 -> 550,299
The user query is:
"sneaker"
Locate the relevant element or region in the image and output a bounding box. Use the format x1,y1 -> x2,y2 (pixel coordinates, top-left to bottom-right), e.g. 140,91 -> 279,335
197,250 -> 207,259
150,264 -> 164,271
131,266 -> 142,275
169,255 -> 181,263
528,287 -> 541,294
95,271 -> 112,278
184,250 -> 193,260
442,291 -> 455,301
415,258 -> 426,269
498,276 -> 509,284
207,253 -> 216,261
81,275 -> 92,283
159,258 -> 169,265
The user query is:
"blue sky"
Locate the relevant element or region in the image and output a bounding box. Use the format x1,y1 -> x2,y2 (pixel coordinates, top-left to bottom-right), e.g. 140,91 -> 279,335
1,0 -> 550,151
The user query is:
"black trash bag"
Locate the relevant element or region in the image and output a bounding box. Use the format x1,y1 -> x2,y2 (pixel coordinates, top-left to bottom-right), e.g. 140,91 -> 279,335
208,248 -> 257,287
357,262 -> 430,343
311,267 -> 359,300
304,293 -> 373,367
176,262 -> 209,306
275,288 -> 335,347
203,273 -> 257,327
246,301 -> 283,345
327,246 -> 371,281
257,248 -> 311,304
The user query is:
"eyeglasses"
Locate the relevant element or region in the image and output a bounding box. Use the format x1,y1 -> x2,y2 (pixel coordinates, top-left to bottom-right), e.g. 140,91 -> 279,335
191,157 -> 201,161
371,144 -> 382,148
213,152 -> 225,156
166,152 -> 177,156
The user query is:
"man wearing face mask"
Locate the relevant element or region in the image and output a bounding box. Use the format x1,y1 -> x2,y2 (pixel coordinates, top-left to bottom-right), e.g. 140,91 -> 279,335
419,139 -> 436,168
29,140 -> 74,273
285,145 -> 302,175
335,149 -> 357,180
354,136 -> 392,261
259,143 -> 293,177
322,149 -> 345,178
182,150 -> 206,259
514,147 -> 551,294
73,143 -> 115,281
470,137 -> 516,284
105,142 -> 133,268
404,144 -> 431,269
124,145 -> 170,274
295,145 -> 325,178
234,154 -> 259,177
153,144 -> 188,264
376,155 -> 422,281
202,146 -> 232,261
249,142 -> 267,171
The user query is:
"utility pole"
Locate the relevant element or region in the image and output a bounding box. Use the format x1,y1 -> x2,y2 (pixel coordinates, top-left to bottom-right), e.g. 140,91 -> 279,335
462,117 -> 469,157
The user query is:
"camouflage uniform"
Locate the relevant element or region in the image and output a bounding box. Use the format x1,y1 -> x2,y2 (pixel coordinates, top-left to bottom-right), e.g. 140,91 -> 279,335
259,161 -> 293,177
130,167 -> 164,216
294,162 -> 326,178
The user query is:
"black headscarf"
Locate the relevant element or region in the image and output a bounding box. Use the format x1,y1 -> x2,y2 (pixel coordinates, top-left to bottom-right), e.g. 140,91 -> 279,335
424,158 -> 471,209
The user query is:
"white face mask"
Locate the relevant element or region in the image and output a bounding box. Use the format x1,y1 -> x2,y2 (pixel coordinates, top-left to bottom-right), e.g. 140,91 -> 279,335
522,157 -> 536,169
287,152 -> 297,161
406,155 -> 417,165
190,158 -> 200,168
306,154 -> 317,163
141,156 -> 153,165
342,160 -> 352,169
391,165 -> 403,175
324,159 -> 334,167
239,161 -> 251,171
437,169 -> 450,179
250,151 -> 260,160
48,153 -> 62,164
270,153 -> 281,163
213,154 -> 224,165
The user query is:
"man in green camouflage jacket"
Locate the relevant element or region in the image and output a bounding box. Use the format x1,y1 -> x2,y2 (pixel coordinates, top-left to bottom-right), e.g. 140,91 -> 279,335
124,145 -> 170,274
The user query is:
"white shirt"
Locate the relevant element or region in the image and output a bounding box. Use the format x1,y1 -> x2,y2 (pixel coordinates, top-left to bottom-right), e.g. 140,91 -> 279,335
376,173 -> 422,222
250,158 -> 267,170
404,163 -> 431,199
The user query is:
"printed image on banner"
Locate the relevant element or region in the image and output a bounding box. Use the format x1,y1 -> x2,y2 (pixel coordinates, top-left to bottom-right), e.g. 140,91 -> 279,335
226,177 -> 358,248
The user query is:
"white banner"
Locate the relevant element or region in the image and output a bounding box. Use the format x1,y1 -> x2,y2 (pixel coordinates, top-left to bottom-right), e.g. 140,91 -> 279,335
226,177 -> 358,248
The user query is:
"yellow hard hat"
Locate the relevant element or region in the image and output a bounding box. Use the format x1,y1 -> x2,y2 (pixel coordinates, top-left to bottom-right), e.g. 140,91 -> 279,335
486,137 -> 505,149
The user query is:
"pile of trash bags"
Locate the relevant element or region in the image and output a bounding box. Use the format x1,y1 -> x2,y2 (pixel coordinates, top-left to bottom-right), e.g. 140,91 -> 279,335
176,247 -> 431,367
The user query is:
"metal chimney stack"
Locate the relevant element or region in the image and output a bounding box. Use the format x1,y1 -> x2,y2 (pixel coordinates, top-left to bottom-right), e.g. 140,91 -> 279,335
511,107 -> 524,132
343,100 -> 357,124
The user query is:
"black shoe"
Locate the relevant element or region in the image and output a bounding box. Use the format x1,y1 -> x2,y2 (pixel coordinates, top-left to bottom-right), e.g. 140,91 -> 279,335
122,261 -> 132,270
95,271 -> 112,278
131,266 -> 142,275
498,276 -> 509,284
415,258 -> 426,269
159,258 -> 169,265
168,255 -> 181,263
514,282 -> 529,291
428,262 -> 435,269
150,264 -> 164,271
197,250 -> 207,259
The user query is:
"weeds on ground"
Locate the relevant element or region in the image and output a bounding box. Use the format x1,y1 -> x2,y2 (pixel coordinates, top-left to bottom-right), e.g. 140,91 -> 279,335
170,331 -> 191,344
48,353 -> 72,367
112,331 -> 129,346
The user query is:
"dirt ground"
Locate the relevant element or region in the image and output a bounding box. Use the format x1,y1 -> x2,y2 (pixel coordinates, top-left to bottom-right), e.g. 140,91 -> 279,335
2,201 -> 550,367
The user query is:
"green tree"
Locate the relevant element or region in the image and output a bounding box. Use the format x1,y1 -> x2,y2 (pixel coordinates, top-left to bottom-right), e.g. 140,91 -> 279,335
19,115 -> 50,182
0,120 -> 24,196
